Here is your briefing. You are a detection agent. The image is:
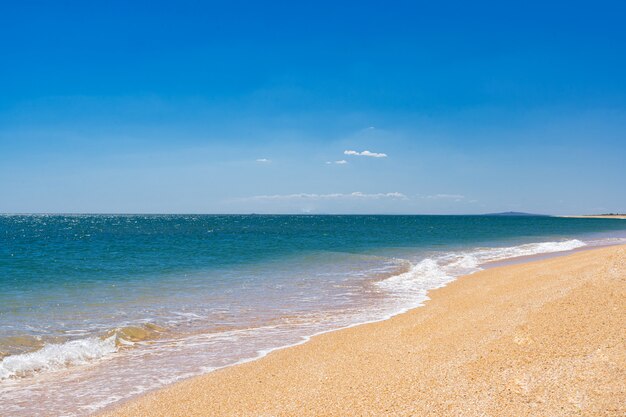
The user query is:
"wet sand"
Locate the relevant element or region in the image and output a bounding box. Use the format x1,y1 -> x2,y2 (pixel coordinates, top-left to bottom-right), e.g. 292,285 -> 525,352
100,245 -> 626,416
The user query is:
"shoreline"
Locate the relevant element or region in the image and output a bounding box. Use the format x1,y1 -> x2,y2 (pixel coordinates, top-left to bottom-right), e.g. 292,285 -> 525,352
4,236 -> 623,416
99,244 -> 626,416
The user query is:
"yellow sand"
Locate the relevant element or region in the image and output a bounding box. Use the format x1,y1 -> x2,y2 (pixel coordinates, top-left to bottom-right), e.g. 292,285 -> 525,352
100,245 -> 626,416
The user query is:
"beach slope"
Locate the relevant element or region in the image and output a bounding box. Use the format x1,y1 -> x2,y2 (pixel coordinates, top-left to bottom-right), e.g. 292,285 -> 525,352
101,245 -> 626,416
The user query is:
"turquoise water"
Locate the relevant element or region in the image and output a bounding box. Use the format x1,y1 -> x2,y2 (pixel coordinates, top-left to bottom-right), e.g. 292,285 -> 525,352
1,214 -> 625,416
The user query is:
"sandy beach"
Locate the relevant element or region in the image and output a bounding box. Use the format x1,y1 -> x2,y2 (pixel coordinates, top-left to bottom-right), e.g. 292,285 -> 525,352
100,245 -> 626,417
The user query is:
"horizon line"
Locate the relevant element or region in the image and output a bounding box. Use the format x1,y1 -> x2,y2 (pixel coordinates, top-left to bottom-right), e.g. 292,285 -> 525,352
0,211 -> 560,216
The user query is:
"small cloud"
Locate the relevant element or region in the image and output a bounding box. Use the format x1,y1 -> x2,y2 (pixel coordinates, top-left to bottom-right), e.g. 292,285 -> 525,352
344,150 -> 387,158
256,158 -> 271,163
326,160 -> 348,165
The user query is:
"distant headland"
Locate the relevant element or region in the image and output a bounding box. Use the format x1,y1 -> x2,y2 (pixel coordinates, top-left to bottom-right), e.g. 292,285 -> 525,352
483,211 -> 549,217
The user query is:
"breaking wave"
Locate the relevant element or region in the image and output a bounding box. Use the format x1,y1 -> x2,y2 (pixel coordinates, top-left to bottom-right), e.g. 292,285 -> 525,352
0,336 -> 117,380
377,239 -> 587,303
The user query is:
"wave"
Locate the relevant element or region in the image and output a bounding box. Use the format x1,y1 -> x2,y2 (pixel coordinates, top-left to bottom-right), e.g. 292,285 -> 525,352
0,323 -> 167,380
377,239 -> 586,299
0,336 -> 117,380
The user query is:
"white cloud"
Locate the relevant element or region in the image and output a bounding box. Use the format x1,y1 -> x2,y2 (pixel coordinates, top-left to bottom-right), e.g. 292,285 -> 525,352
326,160 -> 348,164
344,150 -> 388,158
256,158 -> 271,163
240,192 -> 407,201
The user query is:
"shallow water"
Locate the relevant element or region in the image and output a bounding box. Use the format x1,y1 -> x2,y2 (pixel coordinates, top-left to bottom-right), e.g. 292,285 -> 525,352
1,215 -> 625,416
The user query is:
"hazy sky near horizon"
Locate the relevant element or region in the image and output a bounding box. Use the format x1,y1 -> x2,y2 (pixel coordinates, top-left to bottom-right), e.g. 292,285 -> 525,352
1,1 -> 625,214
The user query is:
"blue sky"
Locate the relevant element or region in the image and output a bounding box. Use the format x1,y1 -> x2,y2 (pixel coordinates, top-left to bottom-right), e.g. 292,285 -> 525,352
1,1 -> 625,214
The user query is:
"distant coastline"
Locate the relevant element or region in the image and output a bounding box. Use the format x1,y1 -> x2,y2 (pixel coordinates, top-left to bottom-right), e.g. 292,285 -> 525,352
560,214 -> 626,219
483,211 -> 626,219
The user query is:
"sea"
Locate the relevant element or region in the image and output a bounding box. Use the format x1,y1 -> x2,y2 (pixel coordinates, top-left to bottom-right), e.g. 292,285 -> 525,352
1,214 -> 625,416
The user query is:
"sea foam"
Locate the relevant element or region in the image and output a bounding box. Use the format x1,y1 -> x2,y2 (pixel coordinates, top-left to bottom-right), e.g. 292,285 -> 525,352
377,239 -> 586,299
0,336 -> 117,380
